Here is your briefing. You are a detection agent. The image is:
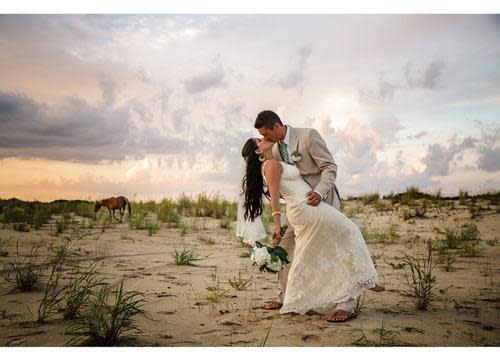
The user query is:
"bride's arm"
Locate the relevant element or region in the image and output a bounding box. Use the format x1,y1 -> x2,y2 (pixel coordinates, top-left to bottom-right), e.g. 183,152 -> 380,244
263,159 -> 283,244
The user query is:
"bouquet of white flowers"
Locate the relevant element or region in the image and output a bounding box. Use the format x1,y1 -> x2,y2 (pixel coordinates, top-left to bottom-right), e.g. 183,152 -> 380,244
250,241 -> 289,273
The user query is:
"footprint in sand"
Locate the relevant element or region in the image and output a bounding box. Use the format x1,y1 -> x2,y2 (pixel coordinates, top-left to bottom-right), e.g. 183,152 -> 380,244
157,310 -> 176,315
156,292 -> 176,298
301,334 -> 321,342
403,327 -> 425,334
173,281 -> 189,286
127,274 -> 143,278
5,338 -> 25,346
220,320 -> 242,326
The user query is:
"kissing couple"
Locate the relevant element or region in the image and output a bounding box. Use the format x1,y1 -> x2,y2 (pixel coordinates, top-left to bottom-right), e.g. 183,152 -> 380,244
241,110 -> 384,322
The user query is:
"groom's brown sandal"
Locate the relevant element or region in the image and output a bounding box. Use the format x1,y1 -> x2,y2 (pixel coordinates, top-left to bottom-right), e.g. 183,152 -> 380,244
369,284 -> 385,292
326,310 -> 358,323
262,301 -> 283,310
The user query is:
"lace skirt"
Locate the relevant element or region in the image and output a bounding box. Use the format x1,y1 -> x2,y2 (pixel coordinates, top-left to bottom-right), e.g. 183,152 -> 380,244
280,200 -> 378,315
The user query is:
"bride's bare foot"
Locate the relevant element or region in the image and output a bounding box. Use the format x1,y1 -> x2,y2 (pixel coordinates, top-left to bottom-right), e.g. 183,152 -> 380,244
369,284 -> 385,292
326,310 -> 358,323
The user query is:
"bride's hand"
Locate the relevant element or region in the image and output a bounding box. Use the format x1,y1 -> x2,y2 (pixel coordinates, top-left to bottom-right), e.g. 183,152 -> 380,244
271,226 -> 282,246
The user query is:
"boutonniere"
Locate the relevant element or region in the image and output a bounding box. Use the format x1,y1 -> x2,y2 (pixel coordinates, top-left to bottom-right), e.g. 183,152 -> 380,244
291,141 -> 301,162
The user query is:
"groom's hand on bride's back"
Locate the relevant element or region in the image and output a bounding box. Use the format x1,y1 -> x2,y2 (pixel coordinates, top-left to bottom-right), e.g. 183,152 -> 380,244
306,191 -> 322,207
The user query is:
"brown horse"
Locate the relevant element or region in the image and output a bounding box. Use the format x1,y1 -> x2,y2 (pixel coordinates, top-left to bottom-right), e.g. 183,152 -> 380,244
94,196 -> 131,223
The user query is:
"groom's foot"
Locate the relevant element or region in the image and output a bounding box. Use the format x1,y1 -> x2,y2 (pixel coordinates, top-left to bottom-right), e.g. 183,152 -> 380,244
262,301 -> 282,310
369,284 -> 385,292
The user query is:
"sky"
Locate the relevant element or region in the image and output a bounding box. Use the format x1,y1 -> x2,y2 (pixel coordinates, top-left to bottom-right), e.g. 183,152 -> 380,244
0,14 -> 499,202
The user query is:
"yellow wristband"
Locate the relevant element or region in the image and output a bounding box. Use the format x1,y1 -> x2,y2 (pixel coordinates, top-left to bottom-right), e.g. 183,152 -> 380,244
271,211 -> 281,217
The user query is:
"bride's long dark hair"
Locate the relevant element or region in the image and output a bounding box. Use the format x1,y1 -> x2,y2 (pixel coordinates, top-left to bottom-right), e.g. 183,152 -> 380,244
241,138 -> 269,221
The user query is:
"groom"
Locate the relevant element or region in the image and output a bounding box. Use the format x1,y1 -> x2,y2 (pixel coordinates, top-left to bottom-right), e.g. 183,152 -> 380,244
254,110 -> 356,321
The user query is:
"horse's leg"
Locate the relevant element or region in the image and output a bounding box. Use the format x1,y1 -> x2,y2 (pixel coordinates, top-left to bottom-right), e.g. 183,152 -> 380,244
108,209 -> 113,223
119,207 -> 124,223
113,209 -> 119,222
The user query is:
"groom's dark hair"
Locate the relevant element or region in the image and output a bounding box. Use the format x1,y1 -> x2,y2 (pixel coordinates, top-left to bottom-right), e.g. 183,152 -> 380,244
254,110 -> 283,129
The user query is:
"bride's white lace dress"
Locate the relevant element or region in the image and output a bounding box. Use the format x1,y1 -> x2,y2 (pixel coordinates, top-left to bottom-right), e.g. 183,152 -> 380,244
267,161 -> 378,315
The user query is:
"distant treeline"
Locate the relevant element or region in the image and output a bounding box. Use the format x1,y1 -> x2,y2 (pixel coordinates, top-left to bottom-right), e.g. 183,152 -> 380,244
0,198 -> 95,230
0,193 -> 238,230
346,186 -> 500,205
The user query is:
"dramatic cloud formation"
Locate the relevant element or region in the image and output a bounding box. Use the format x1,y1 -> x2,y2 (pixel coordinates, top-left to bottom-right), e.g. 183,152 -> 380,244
0,14 -> 499,200
421,137 -> 475,176
0,91 -> 189,162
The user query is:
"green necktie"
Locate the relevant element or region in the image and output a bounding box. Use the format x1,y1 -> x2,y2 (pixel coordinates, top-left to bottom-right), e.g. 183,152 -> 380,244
279,141 -> 290,163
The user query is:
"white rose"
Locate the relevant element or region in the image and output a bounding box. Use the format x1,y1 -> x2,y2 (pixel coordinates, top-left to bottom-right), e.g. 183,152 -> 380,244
250,250 -> 256,263
267,258 -> 282,272
291,154 -> 301,162
253,247 -> 271,266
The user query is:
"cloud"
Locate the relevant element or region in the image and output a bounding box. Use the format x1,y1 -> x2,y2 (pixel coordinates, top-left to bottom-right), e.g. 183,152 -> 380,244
136,67 -> 152,84
405,60 -> 446,90
395,150 -> 404,169
414,131 -> 428,139
360,60 -> 446,106
478,147 -> 500,172
420,122 -> 500,176
158,86 -> 172,131
450,94 -> 500,108
130,99 -> 153,123
318,116 -> 440,196
340,167 -> 440,197
0,91 -> 189,162
359,74 -> 398,104
183,55 -> 225,94
421,136 -> 476,176
370,116 -> 404,143
421,61 -> 446,89
307,115 -> 496,197
98,75 -> 117,107
198,130 -> 256,189
170,107 -> 190,132
476,122 -> 500,172
316,115 -> 405,176
406,131 -> 428,140
278,44 -> 312,89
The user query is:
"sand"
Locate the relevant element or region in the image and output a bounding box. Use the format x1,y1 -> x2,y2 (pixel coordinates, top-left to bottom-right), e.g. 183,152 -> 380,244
0,199 -> 499,346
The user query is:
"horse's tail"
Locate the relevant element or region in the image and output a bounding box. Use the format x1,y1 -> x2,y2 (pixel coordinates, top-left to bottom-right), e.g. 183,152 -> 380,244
125,197 -> 131,215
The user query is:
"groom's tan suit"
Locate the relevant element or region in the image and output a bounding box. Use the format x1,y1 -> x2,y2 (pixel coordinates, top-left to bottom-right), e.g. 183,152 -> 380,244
272,125 -> 341,304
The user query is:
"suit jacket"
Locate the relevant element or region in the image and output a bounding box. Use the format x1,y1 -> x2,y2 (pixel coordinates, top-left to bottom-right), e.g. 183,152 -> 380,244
272,126 -> 341,209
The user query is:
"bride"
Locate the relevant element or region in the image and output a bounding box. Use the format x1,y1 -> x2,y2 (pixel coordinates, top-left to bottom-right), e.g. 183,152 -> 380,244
241,137 -> 384,322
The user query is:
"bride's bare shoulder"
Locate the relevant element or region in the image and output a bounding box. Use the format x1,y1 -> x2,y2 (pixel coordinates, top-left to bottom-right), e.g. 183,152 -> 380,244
262,159 -> 283,174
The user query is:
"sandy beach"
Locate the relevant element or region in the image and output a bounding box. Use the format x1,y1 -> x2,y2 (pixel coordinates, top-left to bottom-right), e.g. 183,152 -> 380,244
0,197 -> 499,347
